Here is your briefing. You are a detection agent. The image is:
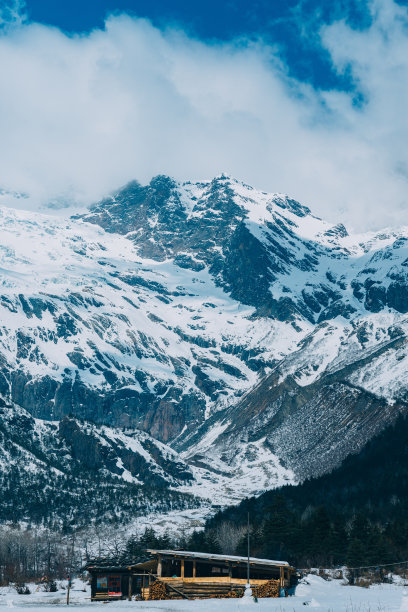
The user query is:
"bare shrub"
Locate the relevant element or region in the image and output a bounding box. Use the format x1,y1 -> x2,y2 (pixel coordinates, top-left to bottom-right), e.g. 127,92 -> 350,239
215,522 -> 247,555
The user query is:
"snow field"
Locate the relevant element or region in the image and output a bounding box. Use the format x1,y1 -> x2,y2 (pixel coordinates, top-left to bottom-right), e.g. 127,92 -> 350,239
1,576 -> 408,611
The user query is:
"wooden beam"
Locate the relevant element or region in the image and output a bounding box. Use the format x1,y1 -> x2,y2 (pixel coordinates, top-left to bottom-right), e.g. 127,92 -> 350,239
280,566 -> 284,590
193,560 -> 196,578
160,577 -> 271,585
181,559 -> 185,579
157,555 -> 162,578
128,576 -> 132,601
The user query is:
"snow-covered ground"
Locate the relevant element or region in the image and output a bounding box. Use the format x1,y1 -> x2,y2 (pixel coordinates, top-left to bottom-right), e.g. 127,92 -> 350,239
1,576 -> 408,611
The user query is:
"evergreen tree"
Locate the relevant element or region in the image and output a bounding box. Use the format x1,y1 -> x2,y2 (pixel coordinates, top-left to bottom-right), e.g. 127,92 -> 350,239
205,530 -> 222,555
327,517 -> 347,566
262,495 -> 296,560
346,538 -> 366,569
187,530 -> 208,553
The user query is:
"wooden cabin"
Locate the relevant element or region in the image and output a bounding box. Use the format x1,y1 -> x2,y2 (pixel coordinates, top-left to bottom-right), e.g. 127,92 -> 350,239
88,549 -> 296,601
87,557 -> 156,601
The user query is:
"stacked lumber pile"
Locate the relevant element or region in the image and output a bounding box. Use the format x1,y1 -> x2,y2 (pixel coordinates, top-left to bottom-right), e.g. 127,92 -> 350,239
252,579 -> 280,598
214,589 -> 243,599
148,580 -> 167,600
148,580 -> 281,600
182,582 -> 243,599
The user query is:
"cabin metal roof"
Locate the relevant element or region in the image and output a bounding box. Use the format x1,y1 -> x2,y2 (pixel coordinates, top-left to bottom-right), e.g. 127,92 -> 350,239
146,549 -> 290,567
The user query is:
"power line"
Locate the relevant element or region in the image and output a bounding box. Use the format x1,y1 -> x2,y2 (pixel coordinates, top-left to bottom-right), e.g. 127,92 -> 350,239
299,559 -> 408,572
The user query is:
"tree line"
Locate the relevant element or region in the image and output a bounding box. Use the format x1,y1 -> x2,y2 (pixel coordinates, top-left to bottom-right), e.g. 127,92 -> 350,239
197,414 -> 408,569
2,413 -> 408,586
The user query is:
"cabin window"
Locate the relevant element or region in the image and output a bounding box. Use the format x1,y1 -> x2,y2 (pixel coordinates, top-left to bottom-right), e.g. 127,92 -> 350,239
211,567 -> 229,574
184,561 -> 194,577
108,576 -> 121,594
97,576 -> 107,590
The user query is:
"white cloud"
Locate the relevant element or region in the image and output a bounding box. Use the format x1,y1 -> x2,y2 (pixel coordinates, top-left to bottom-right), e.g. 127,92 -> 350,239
0,0 -> 26,28
0,0 -> 407,229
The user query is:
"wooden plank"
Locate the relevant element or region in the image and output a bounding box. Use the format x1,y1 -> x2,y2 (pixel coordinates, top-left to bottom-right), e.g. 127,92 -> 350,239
181,559 -> 185,580
165,582 -> 190,600
157,555 -> 162,578
141,587 -> 149,600
193,560 -> 196,578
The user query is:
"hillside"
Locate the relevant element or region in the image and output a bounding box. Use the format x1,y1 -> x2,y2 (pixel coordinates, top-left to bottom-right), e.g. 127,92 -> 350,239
0,398 -> 200,528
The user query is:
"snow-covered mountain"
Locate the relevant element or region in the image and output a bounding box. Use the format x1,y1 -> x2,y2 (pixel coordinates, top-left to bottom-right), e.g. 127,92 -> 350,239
1,173 -> 408,523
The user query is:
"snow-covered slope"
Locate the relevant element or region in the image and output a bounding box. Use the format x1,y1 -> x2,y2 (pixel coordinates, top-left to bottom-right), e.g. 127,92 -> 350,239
1,174 -> 408,520
0,201 -> 305,439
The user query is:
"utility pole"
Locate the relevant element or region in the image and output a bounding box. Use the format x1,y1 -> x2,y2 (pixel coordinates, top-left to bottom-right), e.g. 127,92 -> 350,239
243,512 -> 252,599
66,575 -> 70,605
247,512 -> 250,585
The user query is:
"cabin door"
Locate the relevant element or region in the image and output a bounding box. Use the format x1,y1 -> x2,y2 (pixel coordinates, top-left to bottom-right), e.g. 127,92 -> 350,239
133,575 -> 144,595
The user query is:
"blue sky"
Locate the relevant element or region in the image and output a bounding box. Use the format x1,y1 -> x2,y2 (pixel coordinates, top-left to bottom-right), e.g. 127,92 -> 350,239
0,0 -> 408,229
24,0 -> 374,90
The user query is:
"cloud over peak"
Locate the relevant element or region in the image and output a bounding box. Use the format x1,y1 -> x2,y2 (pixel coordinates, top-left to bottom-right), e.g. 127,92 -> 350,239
0,0 -> 407,229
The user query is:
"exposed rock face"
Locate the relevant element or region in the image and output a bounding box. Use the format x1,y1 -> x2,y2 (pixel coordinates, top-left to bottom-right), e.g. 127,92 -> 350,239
0,398 -> 194,488
1,175 -> 408,513
57,416 -> 193,486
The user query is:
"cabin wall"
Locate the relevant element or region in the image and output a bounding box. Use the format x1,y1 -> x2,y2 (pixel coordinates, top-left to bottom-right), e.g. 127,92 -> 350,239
90,570 -> 130,600
89,569 -> 156,600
